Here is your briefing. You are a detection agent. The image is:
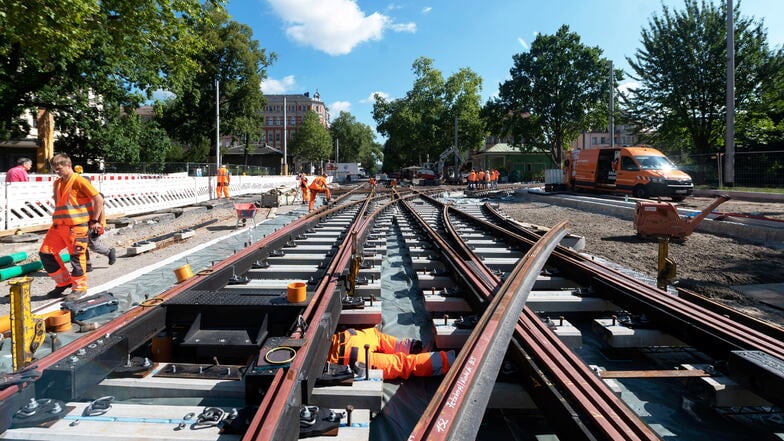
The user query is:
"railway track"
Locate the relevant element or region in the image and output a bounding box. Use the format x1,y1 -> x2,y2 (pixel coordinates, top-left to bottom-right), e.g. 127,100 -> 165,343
0,186 -> 781,440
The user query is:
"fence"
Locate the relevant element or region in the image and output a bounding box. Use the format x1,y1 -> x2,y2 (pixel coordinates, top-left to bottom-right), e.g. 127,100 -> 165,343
669,150 -> 784,188
101,162 -> 275,177
1,173 -> 307,231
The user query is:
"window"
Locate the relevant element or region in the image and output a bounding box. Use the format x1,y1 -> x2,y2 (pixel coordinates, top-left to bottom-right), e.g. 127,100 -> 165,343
592,137 -> 598,145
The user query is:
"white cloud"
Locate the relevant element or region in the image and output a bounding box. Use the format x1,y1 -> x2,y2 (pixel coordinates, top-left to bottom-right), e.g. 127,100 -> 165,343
267,0 -> 415,56
422,6 -> 432,14
262,75 -> 297,94
151,89 -> 175,101
361,91 -> 390,103
330,101 -> 352,113
618,81 -> 640,94
517,37 -> 528,50
389,22 -> 416,33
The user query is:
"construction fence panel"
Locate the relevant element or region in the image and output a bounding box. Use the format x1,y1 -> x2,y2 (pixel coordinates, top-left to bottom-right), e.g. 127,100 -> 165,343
3,174 -> 302,232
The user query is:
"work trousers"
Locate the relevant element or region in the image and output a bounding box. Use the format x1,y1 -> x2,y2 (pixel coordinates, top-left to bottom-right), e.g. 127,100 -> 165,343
39,224 -> 89,292
300,186 -> 309,204
216,183 -> 230,198
328,328 -> 454,380
308,188 -> 331,211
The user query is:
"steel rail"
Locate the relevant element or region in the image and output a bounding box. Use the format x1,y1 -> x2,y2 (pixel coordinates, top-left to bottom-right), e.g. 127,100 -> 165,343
472,202 -> 784,405
401,196 -> 658,440
0,196 -> 369,406
478,202 -> 784,361
245,190 -> 436,440
440,200 -> 659,441
245,194 -> 376,441
409,222 -> 567,441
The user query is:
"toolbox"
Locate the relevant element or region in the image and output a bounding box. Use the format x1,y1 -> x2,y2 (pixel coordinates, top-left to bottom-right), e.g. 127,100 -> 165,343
61,292 -> 119,322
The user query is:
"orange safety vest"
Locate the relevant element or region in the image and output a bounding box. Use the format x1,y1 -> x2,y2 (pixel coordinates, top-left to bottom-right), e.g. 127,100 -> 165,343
468,171 -> 476,182
52,174 -> 97,226
217,167 -> 230,185
309,176 -> 328,191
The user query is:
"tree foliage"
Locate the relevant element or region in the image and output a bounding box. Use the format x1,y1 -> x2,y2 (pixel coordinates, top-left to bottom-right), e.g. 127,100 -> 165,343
0,0 -> 220,143
159,5 -> 272,162
372,57 -> 484,172
623,0 -> 773,155
330,111 -> 382,172
290,110 -> 332,164
486,25 -> 617,165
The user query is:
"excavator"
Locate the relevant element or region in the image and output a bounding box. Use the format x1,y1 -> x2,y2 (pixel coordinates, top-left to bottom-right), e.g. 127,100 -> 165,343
436,145 -> 466,185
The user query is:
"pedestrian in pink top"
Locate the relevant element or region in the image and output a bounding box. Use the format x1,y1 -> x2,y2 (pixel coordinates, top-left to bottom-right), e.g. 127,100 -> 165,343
6,157 -> 32,182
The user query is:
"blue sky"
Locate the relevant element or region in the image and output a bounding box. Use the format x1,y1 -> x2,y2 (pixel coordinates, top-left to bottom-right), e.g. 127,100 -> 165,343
226,0 -> 784,138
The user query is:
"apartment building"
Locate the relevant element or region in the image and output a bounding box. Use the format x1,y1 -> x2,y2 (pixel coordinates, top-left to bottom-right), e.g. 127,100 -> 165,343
261,91 -> 330,150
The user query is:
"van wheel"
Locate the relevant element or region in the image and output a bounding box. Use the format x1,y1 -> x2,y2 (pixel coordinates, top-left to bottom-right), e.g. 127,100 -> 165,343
632,185 -> 648,199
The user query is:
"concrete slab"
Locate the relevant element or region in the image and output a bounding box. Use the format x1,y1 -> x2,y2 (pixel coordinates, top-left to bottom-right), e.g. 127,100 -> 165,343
4,402 -> 234,440
592,318 -> 687,348
339,302 -> 382,326
527,290 -> 618,313
432,318 -> 472,349
681,363 -> 771,407
307,408 -> 371,441
311,370 -> 384,413
423,294 -> 471,313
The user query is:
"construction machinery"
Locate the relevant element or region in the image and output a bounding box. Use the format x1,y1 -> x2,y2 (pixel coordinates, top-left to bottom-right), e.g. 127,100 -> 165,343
436,145 -> 466,185
634,195 -> 731,241
633,195 -> 730,290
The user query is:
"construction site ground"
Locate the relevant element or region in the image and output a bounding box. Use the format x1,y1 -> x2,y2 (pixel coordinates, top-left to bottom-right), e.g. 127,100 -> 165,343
0,192 -> 782,328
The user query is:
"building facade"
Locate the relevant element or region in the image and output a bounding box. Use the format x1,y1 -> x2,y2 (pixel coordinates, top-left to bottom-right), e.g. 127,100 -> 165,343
261,91 -> 330,150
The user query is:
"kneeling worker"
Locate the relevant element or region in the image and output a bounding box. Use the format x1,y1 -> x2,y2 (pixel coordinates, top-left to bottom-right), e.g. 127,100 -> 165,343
328,327 -> 455,380
308,172 -> 331,211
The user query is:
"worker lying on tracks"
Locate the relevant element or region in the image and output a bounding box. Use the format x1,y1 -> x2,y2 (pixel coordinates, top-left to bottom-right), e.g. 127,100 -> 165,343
40,153 -> 104,298
328,327 -> 455,380
308,172 -> 331,211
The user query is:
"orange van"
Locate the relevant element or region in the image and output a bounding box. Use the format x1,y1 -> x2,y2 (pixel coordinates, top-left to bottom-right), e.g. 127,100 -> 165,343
564,146 -> 693,200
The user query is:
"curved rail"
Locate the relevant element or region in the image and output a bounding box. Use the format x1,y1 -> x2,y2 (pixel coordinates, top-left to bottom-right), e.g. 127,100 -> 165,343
410,222 -> 567,440
402,194 -> 660,441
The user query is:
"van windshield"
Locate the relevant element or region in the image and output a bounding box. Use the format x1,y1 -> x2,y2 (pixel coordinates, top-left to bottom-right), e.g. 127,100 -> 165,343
634,155 -> 676,171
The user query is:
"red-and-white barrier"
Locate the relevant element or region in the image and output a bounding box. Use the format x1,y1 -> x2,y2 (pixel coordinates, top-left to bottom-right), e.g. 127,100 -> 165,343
2,174 -> 305,231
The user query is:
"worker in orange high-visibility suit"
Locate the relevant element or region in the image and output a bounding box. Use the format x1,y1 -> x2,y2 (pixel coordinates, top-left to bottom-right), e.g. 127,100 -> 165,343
308,173 -> 331,211
467,170 -> 477,190
216,165 -> 230,198
368,177 -> 376,188
40,153 -> 104,298
328,327 -> 455,380
298,173 -> 309,204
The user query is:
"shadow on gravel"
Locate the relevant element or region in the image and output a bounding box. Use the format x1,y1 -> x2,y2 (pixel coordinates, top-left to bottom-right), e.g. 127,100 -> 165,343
206,225 -> 237,232
600,235 -> 644,244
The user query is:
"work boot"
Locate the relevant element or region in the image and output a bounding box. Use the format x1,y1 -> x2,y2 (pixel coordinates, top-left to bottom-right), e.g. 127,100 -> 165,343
108,248 -> 117,265
65,289 -> 87,301
47,284 -> 72,298
86,263 -> 93,272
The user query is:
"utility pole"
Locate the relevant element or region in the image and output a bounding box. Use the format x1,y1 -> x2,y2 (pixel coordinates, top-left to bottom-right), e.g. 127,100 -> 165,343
336,138 -> 339,164
609,61 -> 615,148
725,0 -> 735,187
283,96 -> 288,175
215,78 -> 220,199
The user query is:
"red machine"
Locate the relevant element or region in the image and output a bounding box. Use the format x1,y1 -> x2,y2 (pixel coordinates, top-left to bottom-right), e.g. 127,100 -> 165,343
634,195 -> 730,240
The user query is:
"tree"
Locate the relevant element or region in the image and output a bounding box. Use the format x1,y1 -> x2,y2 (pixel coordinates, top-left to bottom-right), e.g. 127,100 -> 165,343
290,110 -> 332,165
159,5 -> 272,163
0,0 -> 218,142
488,25 -> 617,166
623,0 -> 772,156
330,111 -> 382,171
373,57 -> 484,172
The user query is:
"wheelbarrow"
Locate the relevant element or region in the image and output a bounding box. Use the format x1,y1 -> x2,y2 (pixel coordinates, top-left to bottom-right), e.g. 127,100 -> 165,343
233,203 -> 258,228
